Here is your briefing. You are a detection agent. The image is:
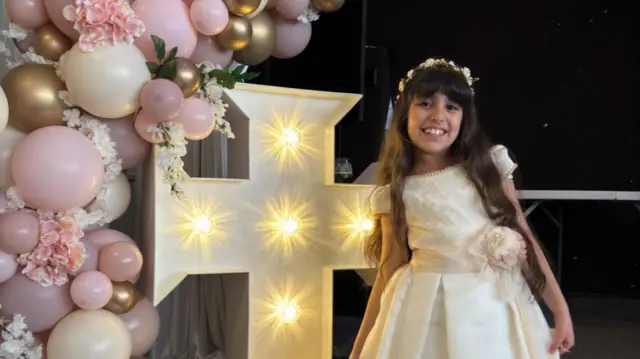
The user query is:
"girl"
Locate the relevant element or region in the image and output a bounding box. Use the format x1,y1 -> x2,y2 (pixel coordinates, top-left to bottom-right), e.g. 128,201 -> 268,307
350,58 -> 574,359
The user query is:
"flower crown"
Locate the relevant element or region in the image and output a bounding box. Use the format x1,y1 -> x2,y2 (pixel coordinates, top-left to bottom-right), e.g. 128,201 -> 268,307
397,58 -> 479,98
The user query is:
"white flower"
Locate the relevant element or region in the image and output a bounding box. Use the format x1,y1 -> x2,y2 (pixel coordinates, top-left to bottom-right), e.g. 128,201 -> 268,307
482,226 -> 526,270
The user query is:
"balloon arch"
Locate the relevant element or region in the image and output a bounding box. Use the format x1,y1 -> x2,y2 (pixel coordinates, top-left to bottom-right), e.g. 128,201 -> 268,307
0,0 -> 346,358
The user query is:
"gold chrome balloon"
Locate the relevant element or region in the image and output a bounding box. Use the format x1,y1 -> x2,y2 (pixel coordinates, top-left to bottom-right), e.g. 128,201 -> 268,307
1,63 -> 66,133
172,58 -> 202,98
217,15 -> 253,51
223,0 -> 261,16
32,23 -> 72,62
311,0 -> 345,13
103,281 -> 140,315
232,11 -> 275,66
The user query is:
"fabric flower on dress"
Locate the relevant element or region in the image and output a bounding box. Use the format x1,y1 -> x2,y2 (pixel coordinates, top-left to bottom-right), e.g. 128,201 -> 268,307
17,217 -> 86,287
62,0 -> 145,52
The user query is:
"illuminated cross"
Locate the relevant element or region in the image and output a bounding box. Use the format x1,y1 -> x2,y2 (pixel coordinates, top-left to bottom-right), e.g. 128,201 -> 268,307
143,83 -> 376,359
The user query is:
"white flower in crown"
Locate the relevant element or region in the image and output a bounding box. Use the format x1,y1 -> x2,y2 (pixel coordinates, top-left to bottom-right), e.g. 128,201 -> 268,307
398,58 -> 478,96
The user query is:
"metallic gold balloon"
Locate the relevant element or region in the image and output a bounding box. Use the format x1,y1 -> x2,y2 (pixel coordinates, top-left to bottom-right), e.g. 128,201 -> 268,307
232,11 -> 275,66
172,58 -> 201,98
1,63 -> 66,133
218,15 -> 253,51
32,23 -> 72,62
223,0 -> 261,16
311,0 -> 345,13
103,281 -> 140,315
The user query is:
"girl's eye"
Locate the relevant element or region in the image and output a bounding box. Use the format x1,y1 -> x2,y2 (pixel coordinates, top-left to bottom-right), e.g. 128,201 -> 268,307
447,104 -> 460,111
418,101 -> 432,107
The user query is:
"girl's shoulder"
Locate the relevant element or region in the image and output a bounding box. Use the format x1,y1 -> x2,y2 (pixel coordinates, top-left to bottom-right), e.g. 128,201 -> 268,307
490,144 -> 518,179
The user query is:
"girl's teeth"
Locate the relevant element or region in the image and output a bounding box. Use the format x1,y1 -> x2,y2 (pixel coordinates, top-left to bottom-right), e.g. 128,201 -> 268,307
423,128 -> 445,135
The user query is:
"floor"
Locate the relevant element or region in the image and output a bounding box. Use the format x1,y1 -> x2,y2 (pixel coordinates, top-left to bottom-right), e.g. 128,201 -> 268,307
333,297 -> 640,358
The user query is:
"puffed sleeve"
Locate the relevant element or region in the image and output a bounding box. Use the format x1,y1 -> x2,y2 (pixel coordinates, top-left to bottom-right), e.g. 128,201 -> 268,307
490,145 -> 518,179
370,185 -> 391,215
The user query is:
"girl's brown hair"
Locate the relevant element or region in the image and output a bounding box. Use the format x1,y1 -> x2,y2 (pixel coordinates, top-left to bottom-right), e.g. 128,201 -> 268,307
364,62 -> 546,297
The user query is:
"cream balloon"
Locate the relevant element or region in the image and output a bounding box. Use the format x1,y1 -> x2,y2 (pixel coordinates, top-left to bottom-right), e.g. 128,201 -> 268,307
47,309 -> 132,359
61,43 -> 151,119
0,87 -> 7,134
100,173 -> 132,223
0,126 -> 25,188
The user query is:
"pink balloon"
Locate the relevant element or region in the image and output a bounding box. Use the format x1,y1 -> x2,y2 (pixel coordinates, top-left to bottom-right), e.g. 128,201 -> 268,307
6,0 -> 49,29
119,297 -> 160,356
133,0 -> 198,61
70,271 -> 113,310
272,14 -> 312,59
0,250 -> 18,283
11,126 -> 105,212
83,228 -> 136,249
99,241 -> 143,282
189,33 -> 233,67
176,97 -> 215,140
276,0 -> 309,19
0,273 -> 74,333
134,109 -> 165,144
104,116 -> 151,169
190,0 -> 229,36
0,211 -> 40,255
77,237 -> 99,274
44,0 -> 79,40
0,191 -> 9,215
140,79 -> 184,121
183,0 -> 194,6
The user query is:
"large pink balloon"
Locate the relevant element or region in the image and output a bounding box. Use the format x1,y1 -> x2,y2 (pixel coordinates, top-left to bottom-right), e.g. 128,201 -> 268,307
44,0 -> 79,40
0,211 -> 40,255
140,79 -> 184,121
0,250 -> 18,283
6,0 -> 49,29
190,0 -> 229,36
134,109 -> 165,144
11,126 -> 104,212
190,34 -> 233,67
276,0 -> 310,19
176,97 -> 215,140
272,14 -> 312,59
99,241 -> 143,282
70,271 -> 113,310
119,298 -> 161,356
0,191 -> 9,214
133,0 -> 198,61
104,116 -> 151,169
0,273 -> 74,332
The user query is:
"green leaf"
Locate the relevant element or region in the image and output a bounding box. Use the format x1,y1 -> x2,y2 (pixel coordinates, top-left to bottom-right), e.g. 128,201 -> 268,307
146,61 -> 160,74
151,35 -> 166,61
165,47 -> 178,63
240,72 -> 260,81
157,59 -> 178,80
209,69 -> 236,89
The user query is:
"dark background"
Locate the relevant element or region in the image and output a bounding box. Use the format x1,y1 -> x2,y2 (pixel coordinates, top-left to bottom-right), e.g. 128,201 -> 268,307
249,0 -> 639,305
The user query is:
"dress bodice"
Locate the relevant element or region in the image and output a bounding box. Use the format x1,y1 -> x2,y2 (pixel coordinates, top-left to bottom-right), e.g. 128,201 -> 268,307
370,145 -> 519,273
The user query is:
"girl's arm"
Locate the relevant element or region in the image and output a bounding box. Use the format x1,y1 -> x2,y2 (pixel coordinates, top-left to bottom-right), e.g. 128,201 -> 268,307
502,179 -> 569,317
350,214 -> 409,358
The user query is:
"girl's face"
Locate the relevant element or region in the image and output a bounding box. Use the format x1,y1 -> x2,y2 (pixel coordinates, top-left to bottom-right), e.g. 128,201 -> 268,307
407,92 -> 463,157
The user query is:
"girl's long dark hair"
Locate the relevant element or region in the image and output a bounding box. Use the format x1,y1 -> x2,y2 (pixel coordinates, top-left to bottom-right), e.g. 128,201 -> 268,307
364,62 -> 547,298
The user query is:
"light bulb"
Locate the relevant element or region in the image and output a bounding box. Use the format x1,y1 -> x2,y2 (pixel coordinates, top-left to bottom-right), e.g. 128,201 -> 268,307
276,301 -> 298,323
353,217 -> 374,233
281,128 -> 299,146
193,215 -> 212,233
280,218 -> 299,235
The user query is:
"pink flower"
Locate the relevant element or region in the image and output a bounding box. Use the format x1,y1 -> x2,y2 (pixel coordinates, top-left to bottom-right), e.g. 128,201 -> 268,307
62,0 -> 146,52
482,226 -> 527,271
17,217 -> 86,287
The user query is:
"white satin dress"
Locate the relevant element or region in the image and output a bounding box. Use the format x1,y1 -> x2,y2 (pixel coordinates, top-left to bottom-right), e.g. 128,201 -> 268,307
360,145 -> 558,359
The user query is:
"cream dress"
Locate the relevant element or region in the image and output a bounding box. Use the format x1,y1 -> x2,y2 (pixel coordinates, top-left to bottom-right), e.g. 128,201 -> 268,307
359,145 -> 558,359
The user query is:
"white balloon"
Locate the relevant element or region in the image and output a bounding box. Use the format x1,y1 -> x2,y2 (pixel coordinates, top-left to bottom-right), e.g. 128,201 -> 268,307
62,43 -> 151,119
47,309 -> 131,359
101,173 -> 132,223
0,126 -> 26,188
0,87 -> 8,135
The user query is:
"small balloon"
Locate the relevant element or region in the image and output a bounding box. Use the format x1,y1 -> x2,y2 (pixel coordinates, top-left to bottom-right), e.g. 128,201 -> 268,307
103,280 -> 140,314
119,297 -> 161,356
32,23 -> 72,61
217,15 -> 253,51
104,116 -> 151,169
139,79 -> 184,121
275,0 -> 309,19
1,63 -> 66,133
99,241 -> 143,282
134,109 -> 165,144
0,211 -> 40,255
223,0 -> 261,16
176,97 -> 215,140
232,11 -> 276,66
311,0 -> 344,12
272,13 -> 312,59
0,250 -> 18,283
190,0 -> 229,36
190,34 -> 234,67
5,0 -> 49,29
70,271 -> 113,310
172,58 -> 202,98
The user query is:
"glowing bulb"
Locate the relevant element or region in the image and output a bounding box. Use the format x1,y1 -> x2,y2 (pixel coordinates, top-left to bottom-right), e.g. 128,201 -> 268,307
353,217 -> 374,233
192,215 -> 212,233
279,218 -> 299,235
276,300 -> 298,323
281,128 -> 299,146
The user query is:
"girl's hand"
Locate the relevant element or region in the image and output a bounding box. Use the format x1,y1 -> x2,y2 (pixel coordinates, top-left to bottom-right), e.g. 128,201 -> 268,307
549,312 -> 575,355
